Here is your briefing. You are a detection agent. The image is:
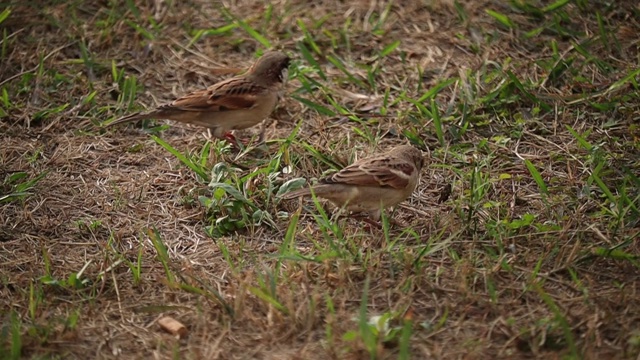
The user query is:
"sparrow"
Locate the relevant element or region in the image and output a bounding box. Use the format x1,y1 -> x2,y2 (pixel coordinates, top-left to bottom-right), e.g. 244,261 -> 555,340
106,51 -> 291,145
281,144 -> 424,221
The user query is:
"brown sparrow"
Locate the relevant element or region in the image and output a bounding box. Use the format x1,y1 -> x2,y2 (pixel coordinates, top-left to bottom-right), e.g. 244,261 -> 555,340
106,51 -> 291,144
281,145 -> 424,221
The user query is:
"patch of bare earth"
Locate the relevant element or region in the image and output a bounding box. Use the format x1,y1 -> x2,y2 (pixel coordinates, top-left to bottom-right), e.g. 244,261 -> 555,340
1,1 -> 639,359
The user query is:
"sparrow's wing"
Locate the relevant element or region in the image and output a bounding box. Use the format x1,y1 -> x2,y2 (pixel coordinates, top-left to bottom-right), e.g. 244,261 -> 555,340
165,78 -> 265,112
322,156 -> 416,189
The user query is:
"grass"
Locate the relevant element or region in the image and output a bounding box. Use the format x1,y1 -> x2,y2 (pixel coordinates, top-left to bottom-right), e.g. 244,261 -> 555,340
1,0 -> 639,358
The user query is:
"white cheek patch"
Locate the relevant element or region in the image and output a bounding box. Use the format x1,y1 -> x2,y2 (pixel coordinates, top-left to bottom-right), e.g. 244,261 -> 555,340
281,68 -> 289,84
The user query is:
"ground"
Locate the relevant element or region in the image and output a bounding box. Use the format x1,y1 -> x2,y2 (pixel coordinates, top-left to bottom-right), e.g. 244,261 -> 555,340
1,0 -> 639,359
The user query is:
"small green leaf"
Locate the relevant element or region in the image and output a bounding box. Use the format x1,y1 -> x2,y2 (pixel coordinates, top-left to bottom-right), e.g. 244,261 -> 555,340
342,330 -> 358,341
208,182 -> 256,209
276,178 -> 307,198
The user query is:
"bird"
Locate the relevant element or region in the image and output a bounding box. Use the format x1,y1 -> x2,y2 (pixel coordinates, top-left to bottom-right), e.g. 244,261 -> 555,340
280,144 -> 424,221
105,51 -> 291,145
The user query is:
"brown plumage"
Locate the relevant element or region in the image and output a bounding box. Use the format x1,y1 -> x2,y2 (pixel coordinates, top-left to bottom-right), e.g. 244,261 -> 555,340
281,145 -> 425,220
106,51 -> 291,143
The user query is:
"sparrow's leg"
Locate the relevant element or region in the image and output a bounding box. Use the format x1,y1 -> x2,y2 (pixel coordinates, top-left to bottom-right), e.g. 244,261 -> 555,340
257,120 -> 267,144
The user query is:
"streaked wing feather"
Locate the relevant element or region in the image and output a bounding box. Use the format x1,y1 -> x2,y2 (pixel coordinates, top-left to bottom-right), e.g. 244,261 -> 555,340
164,78 -> 265,112
166,89 -> 214,111
322,158 -> 414,189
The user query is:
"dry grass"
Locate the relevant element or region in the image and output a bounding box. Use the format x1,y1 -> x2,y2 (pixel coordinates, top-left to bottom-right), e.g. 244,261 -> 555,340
1,0 -> 639,359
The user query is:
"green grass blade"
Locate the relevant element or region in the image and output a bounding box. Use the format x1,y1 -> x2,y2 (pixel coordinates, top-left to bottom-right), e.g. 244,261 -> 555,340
417,78 -> 457,103
485,9 -> 515,29
221,7 -> 271,48
326,54 -> 367,88
357,277 -> 374,354
506,71 -> 551,111
297,41 -> 326,80
542,0 -> 570,13
292,95 -> 336,116
379,40 -> 400,57
431,98 -> 444,146
248,286 -> 289,314
534,284 -> 577,357
524,159 -> 548,195
590,172 -> 616,205
151,135 -> 209,181
297,19 -> 322,54
147,227 -> 174,284
565,125 -> 593,151
0,8 -> 11,25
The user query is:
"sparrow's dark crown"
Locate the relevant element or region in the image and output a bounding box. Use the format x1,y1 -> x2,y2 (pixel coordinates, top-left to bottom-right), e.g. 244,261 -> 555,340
250,51 -> 291,83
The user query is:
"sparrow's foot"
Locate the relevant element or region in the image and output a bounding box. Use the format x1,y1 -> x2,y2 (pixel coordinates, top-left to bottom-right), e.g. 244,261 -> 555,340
221,132 -> 249,150
387,217 -> 409,228
350,213 -> 382,228
361,217 -> 382,229
222,132 -> 238,144
224,132 -> 253,145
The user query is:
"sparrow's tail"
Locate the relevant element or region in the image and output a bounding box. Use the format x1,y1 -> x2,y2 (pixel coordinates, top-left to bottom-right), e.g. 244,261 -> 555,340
280,185 -> 336,200
279,187 -> 313,200
104,112 -> 152,127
